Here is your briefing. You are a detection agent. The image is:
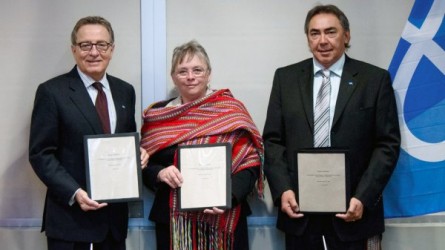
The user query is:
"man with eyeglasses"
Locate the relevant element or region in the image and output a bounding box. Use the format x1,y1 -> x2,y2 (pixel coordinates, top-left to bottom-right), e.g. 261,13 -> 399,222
29,16 -> 149,250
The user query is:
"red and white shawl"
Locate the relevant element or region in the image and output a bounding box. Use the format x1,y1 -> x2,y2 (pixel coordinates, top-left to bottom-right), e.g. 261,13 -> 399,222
141,89 -> 263,250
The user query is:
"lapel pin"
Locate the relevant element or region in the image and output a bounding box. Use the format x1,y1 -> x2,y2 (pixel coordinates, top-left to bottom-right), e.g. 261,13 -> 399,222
348,81 -> 354,85
122,105 -> 126,109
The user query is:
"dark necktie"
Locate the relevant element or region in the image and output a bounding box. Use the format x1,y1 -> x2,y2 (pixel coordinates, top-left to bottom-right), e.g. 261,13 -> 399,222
92,82 -> 111,134
314,70 -> 331,147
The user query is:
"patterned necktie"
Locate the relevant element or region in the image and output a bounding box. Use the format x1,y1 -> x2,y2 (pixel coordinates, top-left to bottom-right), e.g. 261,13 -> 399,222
314,70 -> 331,147
92,82 -> 111,134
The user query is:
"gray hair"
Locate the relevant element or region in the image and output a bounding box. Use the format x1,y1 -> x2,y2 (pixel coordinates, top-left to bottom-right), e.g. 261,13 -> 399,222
170,40 -> 212,75
71,16 -> 114,45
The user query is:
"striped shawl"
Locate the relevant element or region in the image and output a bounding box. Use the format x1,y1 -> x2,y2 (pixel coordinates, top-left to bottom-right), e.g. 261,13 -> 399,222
141,89 -> 263,250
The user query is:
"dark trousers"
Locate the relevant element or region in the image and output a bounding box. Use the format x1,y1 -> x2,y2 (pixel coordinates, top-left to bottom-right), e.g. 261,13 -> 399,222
285,215 -> 366,250
47,232 -> 125,250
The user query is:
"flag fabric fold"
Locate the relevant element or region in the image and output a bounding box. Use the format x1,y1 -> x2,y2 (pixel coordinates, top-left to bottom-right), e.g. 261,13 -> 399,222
384,0 -> 445,218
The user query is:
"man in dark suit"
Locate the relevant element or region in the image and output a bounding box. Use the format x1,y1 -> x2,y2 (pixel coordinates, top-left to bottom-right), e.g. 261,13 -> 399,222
29,16 -> 148,250
263,5 -> 401,249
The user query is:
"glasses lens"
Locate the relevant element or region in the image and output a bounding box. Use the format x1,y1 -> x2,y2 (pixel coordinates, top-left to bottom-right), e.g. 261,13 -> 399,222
193,68 -> 205,76
77,42 -> 110,52
96,42 -> 109,52
78,42 -> 92,51
176,68 -> 206,78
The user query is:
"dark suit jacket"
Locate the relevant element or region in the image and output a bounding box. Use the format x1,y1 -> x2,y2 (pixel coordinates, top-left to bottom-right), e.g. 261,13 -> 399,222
29,66 -> 136,242
263,56 -> 401,241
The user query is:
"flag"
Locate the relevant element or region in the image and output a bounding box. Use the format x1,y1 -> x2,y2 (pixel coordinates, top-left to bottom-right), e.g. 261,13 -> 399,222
384,0 -> 445,218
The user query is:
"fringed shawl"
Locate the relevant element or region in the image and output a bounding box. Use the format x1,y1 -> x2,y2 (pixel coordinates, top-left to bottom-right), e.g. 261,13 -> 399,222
141,89 -> 264,250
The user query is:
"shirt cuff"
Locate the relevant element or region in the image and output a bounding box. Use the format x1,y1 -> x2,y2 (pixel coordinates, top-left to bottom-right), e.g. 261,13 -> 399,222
69,188 -> 81,206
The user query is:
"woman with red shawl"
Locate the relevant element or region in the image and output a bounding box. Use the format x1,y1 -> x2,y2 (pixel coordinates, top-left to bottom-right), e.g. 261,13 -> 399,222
140,40 -> 263,250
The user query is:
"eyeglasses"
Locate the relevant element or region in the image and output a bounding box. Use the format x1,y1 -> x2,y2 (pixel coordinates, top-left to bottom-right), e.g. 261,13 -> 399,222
76,41 -> 113,52
175,67 -> 207,78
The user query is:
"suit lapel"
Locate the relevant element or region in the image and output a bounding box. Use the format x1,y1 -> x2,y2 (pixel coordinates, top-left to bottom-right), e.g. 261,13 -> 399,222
298,62 -> 315,131
67,67 -> 104,134
332,57 -> 359,128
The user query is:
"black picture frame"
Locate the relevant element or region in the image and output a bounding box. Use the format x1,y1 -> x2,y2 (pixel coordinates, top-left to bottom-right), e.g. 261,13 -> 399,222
84,132 -> 142,203
295,148 -> 350,213
178,143 -> 232,211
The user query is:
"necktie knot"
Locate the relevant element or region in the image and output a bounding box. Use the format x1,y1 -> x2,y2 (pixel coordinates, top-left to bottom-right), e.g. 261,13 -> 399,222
93,82 -> 103,91
321,69 -> 330,79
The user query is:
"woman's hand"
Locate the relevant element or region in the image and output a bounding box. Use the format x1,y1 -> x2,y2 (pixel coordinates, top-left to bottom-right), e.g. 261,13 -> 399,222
140,147 -> 149,170
203,207 -> 225,215
157,165 -> 183,188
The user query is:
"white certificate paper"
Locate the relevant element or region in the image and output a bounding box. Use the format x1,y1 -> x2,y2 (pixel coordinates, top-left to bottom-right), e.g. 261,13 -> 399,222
178,143 -> 231,211
84,133 -> 142,202
297,150 -> 349,213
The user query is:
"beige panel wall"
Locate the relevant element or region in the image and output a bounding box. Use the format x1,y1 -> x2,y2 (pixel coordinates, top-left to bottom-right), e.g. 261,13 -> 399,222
166,0 -> 414,217
5,1 -> 442,249
166,0 -> 413,132
0,0 -> 141,220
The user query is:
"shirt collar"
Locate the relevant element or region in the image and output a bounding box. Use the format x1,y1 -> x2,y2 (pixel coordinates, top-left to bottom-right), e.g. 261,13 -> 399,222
313,54 -> 345,77
76,66 -> 110,90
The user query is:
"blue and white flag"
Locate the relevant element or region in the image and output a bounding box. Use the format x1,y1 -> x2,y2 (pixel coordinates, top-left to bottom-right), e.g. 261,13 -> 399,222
384,0 -> 445,218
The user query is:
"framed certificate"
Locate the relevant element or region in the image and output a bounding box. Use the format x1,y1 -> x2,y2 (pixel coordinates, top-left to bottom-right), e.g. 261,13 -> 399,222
84,132 -> 142,203
295,148 -> 350,213
178,143 -> 232,211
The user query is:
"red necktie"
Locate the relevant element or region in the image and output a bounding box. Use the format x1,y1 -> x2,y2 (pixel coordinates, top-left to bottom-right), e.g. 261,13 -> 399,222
92,82 -> 111,134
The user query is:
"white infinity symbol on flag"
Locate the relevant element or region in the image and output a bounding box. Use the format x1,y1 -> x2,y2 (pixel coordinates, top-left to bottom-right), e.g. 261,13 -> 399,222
393,0 -> 445,162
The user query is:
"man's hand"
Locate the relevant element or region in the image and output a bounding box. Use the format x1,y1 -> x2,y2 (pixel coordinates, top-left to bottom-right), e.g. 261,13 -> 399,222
157,165 -> 183,188
336,197 -> 363,222
281,190 -> 304,219
75,189 -> 107,211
